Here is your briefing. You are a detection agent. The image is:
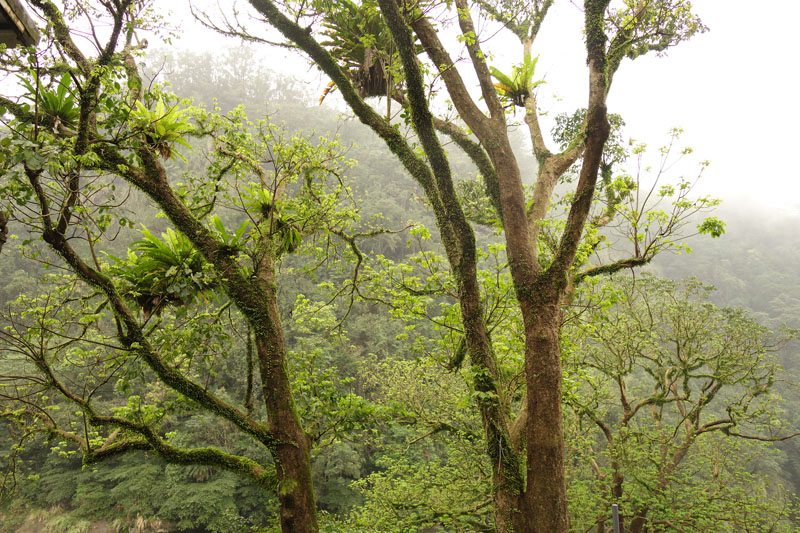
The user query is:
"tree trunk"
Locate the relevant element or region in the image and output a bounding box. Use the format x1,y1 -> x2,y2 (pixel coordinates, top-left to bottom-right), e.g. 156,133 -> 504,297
254,260 -> 318,533
453,203 -> 524,533
629,512 -> 648,533
606,466 -> 625,531
255,334 -> 317,532
521,279 -> 570,533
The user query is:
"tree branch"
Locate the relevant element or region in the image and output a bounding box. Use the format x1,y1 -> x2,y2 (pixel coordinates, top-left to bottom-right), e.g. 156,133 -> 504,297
453,0 -> 505,121
574,256 -> 652,284
407,12 -> 494,139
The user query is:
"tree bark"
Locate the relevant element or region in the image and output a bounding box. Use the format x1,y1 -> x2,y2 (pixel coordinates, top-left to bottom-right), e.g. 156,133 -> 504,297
0,211 -> 8,255
629,512 -> 648,533
521,278 -> 569,532
249,239 -> 318,532
254,283 -> 317,532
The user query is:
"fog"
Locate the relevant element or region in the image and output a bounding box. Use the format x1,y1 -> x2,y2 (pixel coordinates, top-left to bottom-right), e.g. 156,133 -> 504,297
172,0 -> 800,213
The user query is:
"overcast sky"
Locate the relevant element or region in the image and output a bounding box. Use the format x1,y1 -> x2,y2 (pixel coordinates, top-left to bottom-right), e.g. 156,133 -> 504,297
173,0 -> 800,213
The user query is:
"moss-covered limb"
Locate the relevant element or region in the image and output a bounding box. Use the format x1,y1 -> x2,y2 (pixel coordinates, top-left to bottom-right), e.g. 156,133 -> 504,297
30,191 -> 277,448
245,0 -> 439,198
127,423 -> 276,489
80,421 -> 278,489
573,256 -> 652,284
406,13 -> 494,140
214,163 -> 316,530
404,420 -> 483,444
584,0 -> 611,70
29,0 -> 92,76
453,0 -> 504,122
376,0 -> 467,258
0,95 -> 49,126
435,119 -> 503,221
83,438 -> 153,462
3,396 -> 141,460
549,2 -> 611,278
150,441 -> 277,489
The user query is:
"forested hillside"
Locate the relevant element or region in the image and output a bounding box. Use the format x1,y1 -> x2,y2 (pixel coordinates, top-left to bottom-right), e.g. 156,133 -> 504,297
1,2 -> 798,532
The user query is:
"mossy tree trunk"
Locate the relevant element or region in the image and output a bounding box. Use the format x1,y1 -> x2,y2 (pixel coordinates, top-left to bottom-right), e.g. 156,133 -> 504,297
113,147 -> 323,532
253,255 -> 318,532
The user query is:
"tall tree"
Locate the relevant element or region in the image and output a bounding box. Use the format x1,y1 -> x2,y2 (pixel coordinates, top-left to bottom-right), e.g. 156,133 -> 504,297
0,3 -> 372,531
221,0 -> 709,529
566,276 -> 798,532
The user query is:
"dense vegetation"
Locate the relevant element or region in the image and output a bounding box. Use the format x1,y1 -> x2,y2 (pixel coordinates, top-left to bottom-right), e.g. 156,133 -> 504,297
0,2 -> 797,532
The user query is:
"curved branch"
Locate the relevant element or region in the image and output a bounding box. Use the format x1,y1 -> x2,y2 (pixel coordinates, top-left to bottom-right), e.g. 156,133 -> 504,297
726,431 -> 800,443
407,12 -> 494,139
574,256 -> 652,284
84,423 -> 277,489
29,0 -> 92,75
453,0 -> 504,121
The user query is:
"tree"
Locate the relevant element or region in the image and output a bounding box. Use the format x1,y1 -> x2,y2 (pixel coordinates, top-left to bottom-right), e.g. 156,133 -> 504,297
339,274 -> 797,531
565,276 -> 798,531
211,0 -> 712,529
0,3 -> 376,531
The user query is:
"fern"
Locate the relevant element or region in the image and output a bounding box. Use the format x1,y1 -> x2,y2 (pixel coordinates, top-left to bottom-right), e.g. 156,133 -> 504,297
129,97 -> 194,162
106,226 -> 214,315
490,54 -> 545,108
19,72 -> 79,129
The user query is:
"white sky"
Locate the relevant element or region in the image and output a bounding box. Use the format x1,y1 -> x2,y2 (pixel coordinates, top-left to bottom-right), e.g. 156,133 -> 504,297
171,0 -> 800,213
